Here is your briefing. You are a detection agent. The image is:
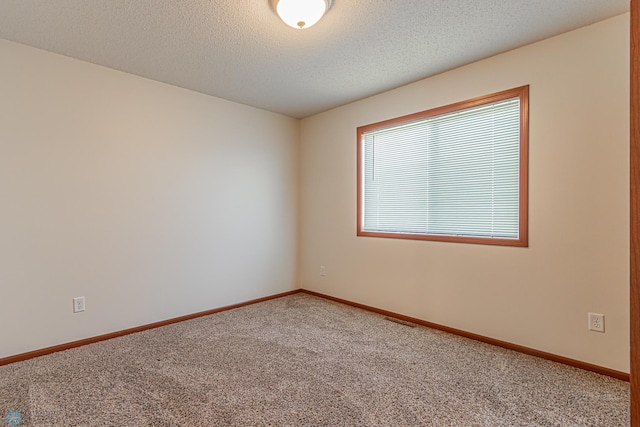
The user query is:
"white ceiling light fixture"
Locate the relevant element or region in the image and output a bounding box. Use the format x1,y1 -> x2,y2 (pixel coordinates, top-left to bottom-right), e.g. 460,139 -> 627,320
269,0 -> 334,30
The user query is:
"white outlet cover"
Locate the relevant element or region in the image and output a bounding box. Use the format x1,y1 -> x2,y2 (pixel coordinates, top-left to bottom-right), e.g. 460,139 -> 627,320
73,296 -> 86,313
588,312 -> 604,333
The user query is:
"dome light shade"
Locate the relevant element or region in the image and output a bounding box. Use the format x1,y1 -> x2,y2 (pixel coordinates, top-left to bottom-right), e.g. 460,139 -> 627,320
270,0 -> 333,29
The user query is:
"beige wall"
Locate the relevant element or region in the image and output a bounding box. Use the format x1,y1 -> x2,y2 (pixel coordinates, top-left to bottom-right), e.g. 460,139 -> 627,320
0,39 -> 299,359
300,14 -> 630,372
0,14 -> 630,373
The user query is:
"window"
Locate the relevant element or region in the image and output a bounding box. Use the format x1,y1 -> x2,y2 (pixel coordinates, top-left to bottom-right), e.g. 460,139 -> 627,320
357,86 -> 528,246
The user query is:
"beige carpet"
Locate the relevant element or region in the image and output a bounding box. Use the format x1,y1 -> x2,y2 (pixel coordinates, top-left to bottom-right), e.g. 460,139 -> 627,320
0,293 -> 629,426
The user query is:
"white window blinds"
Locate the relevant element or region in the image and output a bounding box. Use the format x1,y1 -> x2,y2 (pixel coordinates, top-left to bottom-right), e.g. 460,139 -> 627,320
361,97 -> 522,240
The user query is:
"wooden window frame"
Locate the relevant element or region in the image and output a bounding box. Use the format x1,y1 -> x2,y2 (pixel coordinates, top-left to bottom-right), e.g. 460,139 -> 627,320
356,85 -> 529,247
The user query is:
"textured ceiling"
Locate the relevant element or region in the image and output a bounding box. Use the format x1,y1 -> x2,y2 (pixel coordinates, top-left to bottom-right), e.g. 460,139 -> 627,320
0,1 -> 630,118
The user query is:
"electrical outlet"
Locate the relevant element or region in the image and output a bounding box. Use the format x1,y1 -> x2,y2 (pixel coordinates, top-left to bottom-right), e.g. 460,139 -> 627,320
320,265 -> 326,277
588,312 -> 604,332
73,296 -> 86,313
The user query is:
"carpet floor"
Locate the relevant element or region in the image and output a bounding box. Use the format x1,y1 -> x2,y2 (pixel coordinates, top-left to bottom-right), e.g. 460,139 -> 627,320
0,293 -> 630,426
